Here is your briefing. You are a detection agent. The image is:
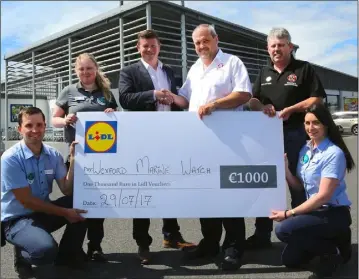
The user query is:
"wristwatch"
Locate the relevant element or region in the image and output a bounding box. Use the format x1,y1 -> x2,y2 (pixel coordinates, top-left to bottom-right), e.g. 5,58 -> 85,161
290,209 -> 296,217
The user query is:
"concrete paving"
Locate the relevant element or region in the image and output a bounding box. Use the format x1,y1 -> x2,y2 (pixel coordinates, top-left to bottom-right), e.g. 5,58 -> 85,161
1,136 -> 358,279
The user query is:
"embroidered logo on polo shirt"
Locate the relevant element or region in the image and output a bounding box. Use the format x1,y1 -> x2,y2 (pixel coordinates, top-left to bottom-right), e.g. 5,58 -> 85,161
27,173 -> 35,185
97,97 -> 106,106
261,76 -> 273,86
284,73 -> 298,87
287,74 -> 297,82
301,154 -> 309,164
217,63 -> 224,69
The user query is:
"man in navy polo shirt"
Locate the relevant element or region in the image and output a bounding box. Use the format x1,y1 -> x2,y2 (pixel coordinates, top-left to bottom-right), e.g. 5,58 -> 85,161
248,27 -> 326,249
1,107 -> 87,278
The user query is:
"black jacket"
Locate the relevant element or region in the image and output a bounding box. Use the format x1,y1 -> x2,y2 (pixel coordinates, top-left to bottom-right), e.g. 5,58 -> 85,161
118,60 -> 181,111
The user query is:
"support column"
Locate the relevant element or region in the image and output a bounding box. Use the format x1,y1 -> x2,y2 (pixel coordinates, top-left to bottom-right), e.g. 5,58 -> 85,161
68,37 -> 72,85
146,3 -> 152,29
32,51 -> 36,107
4,60 -> 8,141
339,90 -> 344,111
181,13 -> 187,83
58,77 -> 63,98
119,17 -> 125,69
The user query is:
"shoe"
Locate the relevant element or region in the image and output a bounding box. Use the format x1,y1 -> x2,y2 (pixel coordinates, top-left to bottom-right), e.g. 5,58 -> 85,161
245,234 -> 272,250
308,249 -> 342,279
183,241 -> 219,260
87,246 -> 107,263
163,233 -> 195,249
220,247 -> 242,271
138,246 -> 151,265
14,247 -> 35,279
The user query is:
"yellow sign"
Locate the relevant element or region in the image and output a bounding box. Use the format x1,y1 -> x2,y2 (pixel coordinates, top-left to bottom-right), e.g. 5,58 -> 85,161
84,121 -> 117,153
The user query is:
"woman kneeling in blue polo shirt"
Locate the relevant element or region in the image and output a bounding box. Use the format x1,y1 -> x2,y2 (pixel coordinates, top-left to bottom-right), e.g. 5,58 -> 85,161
270,103 -> 354,279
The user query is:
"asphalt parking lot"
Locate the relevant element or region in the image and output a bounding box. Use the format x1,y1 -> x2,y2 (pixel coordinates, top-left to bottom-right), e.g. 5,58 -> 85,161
1,136 -> 357,279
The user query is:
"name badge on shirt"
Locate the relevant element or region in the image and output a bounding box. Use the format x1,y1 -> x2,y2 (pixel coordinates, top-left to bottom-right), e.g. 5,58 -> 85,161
44,169 -> 54,175
74,96 -> 86,102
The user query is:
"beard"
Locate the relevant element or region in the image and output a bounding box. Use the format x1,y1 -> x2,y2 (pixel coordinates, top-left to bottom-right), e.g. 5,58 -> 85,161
199,50 -> 212,59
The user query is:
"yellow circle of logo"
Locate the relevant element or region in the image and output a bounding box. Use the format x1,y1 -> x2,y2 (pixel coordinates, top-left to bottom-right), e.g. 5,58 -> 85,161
85,122 -> 116,153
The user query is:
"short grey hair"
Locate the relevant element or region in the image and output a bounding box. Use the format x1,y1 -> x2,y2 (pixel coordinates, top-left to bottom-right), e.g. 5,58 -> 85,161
267,27 -> 291,43
193,24 -> 217,38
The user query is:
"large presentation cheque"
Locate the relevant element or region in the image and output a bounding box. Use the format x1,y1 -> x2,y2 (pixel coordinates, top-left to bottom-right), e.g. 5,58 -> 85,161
74,111 -> 286,218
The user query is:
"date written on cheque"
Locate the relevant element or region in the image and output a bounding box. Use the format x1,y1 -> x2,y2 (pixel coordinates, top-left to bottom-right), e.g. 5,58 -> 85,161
82,189 -> 153,208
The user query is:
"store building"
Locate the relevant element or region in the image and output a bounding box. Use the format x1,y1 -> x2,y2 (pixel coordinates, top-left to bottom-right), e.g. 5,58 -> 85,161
1,0 -> 357,148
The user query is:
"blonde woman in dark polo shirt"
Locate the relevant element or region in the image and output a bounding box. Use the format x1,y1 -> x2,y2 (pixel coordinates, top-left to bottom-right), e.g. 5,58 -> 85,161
52,53 -> 118,262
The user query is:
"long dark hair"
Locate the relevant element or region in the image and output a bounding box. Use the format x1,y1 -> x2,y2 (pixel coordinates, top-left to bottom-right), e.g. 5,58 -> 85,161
305,104 -> 355,172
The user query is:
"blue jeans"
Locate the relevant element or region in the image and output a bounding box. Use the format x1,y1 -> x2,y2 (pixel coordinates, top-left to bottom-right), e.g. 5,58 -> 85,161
3,196 -> 87,266
275,206 -> 351,267
254,126 -> 308,237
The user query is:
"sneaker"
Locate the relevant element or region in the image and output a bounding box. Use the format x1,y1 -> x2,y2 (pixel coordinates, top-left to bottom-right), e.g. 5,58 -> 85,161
245,234 -> 272,250
87,246 -> 107,263
14,247 -> 35,279
220,247 -> 242,271
163,233 -> 195,249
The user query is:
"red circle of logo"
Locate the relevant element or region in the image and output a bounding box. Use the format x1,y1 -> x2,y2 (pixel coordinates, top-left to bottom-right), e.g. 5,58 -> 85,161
287,74 -> 297,82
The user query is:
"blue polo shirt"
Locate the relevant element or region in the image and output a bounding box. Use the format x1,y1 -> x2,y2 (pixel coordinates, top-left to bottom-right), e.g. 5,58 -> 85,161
297,137 -> 351,207
1,141 -> 67,222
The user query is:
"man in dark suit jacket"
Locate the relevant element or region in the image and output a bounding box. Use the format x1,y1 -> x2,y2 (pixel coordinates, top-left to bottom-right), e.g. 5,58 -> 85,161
118,29 -> 194,265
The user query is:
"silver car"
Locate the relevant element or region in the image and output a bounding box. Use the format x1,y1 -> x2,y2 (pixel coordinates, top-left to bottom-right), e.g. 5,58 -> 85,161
332,111 -> 358,136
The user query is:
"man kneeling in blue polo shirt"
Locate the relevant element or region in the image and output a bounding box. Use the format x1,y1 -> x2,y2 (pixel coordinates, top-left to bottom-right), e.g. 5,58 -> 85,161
1,107 -> 87,278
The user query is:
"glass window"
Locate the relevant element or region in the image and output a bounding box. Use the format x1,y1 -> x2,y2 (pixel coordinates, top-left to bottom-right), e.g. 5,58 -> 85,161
325,95 -> 339,113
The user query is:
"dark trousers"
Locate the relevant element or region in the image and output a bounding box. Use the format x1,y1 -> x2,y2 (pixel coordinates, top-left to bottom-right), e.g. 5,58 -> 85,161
275,206 -> 351,267
3,196 -> 87,266
66,158 -> 105,249
86,218 -> 105,249
254,126 -> 308,236
199,218 -> 245,255
133,218 -> 180,248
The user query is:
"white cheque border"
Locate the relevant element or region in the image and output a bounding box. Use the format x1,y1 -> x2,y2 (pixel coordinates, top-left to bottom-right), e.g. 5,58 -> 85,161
74,111 -> 287,218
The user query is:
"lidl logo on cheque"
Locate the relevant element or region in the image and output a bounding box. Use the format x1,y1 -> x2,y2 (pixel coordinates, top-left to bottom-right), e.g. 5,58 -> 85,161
85,121 -> 117,153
